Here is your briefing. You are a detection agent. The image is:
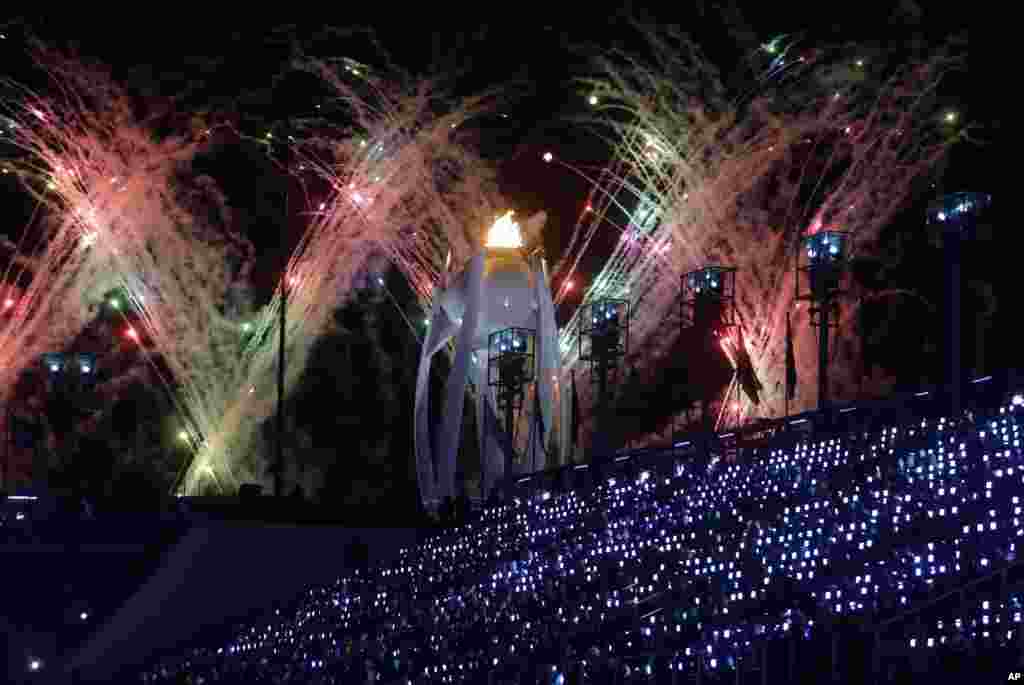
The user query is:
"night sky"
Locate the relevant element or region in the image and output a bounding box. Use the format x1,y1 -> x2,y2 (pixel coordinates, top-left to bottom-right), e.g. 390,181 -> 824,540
1,4 -> 1006,390
3,4 -> 994,233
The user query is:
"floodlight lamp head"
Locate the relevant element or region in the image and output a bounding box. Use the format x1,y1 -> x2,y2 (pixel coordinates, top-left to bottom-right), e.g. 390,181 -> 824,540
702,267 -> 724,293
927,192 -> 993,232
581,298 -> 629,362
685,266 -> 731,299
489,327 -> 535,360
487,326 -> 537,394
590,299 -> 625,327
41,352 -> 65,374
74,353 -> 96,376
803,231 -> 848,264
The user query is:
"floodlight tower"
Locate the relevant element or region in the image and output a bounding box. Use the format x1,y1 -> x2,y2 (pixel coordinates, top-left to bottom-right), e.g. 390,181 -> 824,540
681,266 -> 737,427
487,327 -> 536,471
927,192 -> 993,416
40,352 -> 97,392
796,230 -> 850,412
37,352 -> 98,486
579,298 -> 629,463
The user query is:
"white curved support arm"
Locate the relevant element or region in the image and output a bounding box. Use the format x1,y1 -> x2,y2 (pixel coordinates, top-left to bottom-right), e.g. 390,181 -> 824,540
534,258 -> 561,470
436,253 -> 486,503
414,296 -> 457,510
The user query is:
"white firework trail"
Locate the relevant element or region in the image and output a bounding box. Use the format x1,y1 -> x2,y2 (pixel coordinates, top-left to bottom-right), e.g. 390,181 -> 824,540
553,31 -> 965,444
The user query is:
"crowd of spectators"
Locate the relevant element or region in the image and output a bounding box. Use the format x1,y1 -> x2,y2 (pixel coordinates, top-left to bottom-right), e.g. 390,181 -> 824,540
133,394 -> 1024,684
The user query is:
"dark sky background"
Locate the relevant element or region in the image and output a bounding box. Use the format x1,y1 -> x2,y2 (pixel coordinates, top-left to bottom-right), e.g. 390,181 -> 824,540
0,3 -> 1004,383
3,2 -> 996,252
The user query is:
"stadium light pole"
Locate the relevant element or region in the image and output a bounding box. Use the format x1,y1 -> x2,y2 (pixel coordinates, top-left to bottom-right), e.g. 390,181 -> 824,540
927,192 -> 993,417
579,298 -> 629,465
35,352 -> 97,489
275,275 -> 285,498
1,299 -> 13,488
796,230 -> 850,413
487,328 -> 537,476
275,186 -> 290,499
681,266 -> 737,431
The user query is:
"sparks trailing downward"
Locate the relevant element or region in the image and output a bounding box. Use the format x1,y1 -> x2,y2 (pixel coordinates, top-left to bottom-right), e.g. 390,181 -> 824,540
179,58 -> 504,494
3,47 -> 504,495
554,29 -> 965,444
0,31 -> 970,495
2,52 -> 253,492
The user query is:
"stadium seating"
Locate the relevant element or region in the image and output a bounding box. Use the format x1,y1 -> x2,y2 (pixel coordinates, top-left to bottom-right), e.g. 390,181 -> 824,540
135,393 -> 1024,684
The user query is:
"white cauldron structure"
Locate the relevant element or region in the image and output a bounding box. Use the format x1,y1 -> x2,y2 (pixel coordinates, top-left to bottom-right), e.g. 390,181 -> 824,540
414,212 -> 561,510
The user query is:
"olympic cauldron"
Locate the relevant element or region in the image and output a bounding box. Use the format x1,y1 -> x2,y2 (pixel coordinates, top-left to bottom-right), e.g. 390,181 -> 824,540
414,212 -> 561,510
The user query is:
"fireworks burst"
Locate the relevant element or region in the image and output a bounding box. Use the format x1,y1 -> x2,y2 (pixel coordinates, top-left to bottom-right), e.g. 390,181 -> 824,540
4,45 -> 506,495
3,48 -> 258,492
174,59 -> 504,493
555,30 -> 964,445
1,31 -> 971,488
